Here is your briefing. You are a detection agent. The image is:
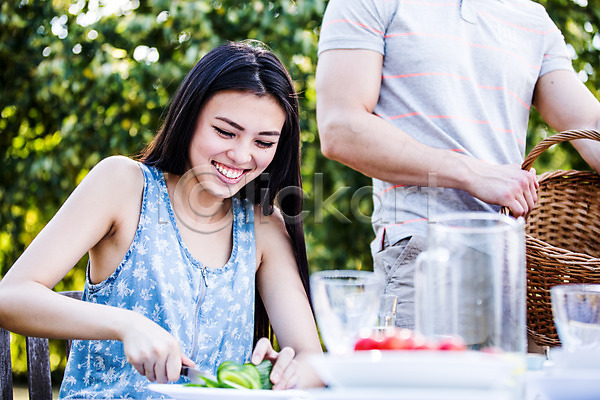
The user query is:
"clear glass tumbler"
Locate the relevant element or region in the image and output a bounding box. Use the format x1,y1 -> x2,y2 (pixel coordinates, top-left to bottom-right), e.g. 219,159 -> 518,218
552,284 -> 600,353
310,270 -> 383,355
376,294 -> 398,328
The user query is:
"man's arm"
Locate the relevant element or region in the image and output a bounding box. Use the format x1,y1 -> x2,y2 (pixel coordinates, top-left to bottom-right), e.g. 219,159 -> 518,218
315,49 -> 538,216
316,49 -> 456,187
533,69 -> 600,173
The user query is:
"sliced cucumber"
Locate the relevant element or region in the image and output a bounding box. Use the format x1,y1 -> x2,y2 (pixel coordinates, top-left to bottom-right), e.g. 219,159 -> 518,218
256,360 -> 273,390
184,360 -> 274,390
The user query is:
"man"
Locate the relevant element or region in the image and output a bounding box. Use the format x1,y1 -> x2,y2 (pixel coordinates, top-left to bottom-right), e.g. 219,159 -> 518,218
316,0 -> 600,329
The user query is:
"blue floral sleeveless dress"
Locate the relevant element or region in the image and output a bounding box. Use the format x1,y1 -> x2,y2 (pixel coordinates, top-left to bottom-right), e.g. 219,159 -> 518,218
59,162 -> 256,399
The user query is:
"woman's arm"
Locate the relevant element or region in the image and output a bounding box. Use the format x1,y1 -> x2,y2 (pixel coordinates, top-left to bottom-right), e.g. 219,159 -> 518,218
0,156 -> 137,336
254,207 -> 324,389
0,156 -> 189,383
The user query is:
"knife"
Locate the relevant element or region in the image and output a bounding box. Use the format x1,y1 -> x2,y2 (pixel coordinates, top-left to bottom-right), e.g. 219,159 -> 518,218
180,365 -> 218,385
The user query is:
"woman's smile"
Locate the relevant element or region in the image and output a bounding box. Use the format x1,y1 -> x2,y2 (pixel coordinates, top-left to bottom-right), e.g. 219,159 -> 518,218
212,160 -> 247,182
187,90 -> 285,200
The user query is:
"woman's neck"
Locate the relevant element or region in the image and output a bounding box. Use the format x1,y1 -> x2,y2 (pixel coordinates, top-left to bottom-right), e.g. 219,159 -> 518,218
166,171 -> 233,233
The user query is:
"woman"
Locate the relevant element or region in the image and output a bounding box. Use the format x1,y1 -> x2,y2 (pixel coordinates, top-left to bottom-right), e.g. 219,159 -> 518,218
0,41 -> 323,398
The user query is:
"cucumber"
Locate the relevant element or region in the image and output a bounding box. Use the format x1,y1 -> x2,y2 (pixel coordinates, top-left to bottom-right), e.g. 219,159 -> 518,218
184,360 -> 274,390
255,360 -> 273,390
184,375 -> 220,388
217,361 -> 261,389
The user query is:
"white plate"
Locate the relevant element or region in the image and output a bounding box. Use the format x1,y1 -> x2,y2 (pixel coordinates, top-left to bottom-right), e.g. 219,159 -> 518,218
304,387 -> 515,400
549,348 -> 600,370
147,384 -> 309,400
309,350 -> 524,389
529,369 -> 600,400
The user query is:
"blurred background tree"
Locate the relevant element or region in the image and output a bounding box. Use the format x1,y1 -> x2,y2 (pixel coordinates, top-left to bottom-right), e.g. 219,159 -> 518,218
1,0 -> 598,383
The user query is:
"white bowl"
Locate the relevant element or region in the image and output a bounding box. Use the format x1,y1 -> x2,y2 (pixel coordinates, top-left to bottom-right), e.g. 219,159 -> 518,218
309,350 -> 524,390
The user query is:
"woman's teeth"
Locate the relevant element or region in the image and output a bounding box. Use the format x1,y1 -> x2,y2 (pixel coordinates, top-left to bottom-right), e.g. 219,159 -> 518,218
214,162 -> 244,179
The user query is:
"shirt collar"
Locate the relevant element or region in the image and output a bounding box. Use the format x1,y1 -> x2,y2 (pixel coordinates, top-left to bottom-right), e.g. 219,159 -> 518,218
460,0 -> 505,24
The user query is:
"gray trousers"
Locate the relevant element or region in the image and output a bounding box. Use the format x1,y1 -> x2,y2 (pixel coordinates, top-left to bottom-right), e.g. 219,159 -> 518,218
373,235 -> 427,330
373,235 -> 493,346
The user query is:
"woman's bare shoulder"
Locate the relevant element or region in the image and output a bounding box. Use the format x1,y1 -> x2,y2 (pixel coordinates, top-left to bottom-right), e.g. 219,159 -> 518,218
88,155 -> 142,181
82,155 -> 143,191
75,156 -> 145,213
253,204 -> 288,230
254,205 -> 292,250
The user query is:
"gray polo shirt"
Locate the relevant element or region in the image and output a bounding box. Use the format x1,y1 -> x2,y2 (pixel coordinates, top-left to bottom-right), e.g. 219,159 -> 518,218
318,0 -> 574,253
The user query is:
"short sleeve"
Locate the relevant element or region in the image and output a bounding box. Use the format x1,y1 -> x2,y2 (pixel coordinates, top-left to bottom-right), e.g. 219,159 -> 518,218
318,0 -> 394,56
539,14 -> 574,76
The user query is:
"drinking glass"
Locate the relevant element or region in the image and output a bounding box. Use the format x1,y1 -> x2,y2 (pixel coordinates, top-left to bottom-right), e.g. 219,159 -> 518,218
310,270 -> 383,355
415,212 -> 526,354
377,294 -> 398,328
552,284 -> 600,353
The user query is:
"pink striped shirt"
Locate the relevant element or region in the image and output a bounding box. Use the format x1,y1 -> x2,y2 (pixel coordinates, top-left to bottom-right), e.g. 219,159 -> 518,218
318,0 -> 573,252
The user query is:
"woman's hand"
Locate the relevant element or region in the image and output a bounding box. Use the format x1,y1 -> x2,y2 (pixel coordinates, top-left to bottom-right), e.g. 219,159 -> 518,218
121,311 -> 193,384
251,337 -> 298,390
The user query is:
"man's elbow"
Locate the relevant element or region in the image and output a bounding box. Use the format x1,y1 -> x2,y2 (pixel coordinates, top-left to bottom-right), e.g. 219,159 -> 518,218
317,117 -> 346,161
319,134 -> 338,161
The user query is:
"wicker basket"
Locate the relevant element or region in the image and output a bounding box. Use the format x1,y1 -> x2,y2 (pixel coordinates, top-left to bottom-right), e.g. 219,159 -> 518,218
519,129 -> 600,347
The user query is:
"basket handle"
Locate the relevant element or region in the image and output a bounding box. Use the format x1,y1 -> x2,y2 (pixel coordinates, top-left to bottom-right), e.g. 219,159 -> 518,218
521,129 -> 600,171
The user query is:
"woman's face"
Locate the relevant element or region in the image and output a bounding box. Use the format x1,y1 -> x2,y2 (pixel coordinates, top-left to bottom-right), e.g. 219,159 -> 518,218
187,90 -> 286,200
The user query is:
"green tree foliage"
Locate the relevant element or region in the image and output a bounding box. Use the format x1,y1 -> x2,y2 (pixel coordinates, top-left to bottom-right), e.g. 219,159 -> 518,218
1,0 -> 599,379
530,0 -> 600,169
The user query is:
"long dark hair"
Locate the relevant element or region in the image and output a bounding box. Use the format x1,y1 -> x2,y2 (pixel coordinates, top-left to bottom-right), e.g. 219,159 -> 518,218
139,41 -> 310,344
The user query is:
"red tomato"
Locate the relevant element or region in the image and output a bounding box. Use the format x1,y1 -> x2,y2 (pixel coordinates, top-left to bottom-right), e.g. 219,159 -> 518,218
354,337 -> 382,351
436,336 -> 467,351
355,328 -> 469,352
414,340 -> 436,350
481,346 -> 503,354
411,333 -> 435,350
380,335 -> 414,350
379,328 -> 427,350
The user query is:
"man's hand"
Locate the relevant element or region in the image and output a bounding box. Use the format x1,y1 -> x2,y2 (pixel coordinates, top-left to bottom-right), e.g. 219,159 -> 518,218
465,161 -> 539,217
